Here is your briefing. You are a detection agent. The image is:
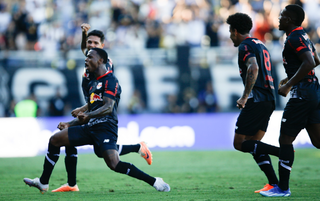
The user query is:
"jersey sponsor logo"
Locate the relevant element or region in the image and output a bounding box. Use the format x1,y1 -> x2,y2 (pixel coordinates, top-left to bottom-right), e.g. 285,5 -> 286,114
103,139 -> 110,143
97,82 -> 102,89
90,93 -> 103,103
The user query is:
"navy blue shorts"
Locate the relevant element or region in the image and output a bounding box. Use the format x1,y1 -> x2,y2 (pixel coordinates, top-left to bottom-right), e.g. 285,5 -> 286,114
281,97 -> 320,137
68,123 -> 118,157
235,99 -> 275,136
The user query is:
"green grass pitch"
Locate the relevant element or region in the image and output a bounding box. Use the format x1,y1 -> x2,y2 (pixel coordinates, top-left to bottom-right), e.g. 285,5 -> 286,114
1,149 -> 319,201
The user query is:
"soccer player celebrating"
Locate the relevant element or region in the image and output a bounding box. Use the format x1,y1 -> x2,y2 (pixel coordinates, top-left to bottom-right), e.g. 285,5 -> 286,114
226,13 -> 281,193
42,24 -> 152,193
260,4 -> 320,197
23,48 -> 170,193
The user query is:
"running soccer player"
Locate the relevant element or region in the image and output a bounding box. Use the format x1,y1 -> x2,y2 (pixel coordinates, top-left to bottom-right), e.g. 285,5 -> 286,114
50,24 -> 152,192
226,13 -> 281,193
23,48 -> 170,193
260,4 -> 320,197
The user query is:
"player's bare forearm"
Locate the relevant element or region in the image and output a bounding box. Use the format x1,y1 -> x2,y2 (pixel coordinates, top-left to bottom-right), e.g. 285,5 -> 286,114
67,118 -> 82,127
80,23 -> 90,55
314,50 -> 320,66
243,57 -> 258,98
86,97 -> 115,119
71,104 -> 88,117
81,31 -> 87,55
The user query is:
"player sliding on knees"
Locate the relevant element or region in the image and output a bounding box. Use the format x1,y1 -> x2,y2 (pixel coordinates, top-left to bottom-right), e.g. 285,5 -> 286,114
46,23 -> 152,193
23,48 -> 169,193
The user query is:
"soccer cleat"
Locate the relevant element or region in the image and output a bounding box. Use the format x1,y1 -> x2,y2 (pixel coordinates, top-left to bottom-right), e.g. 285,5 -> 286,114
138,141 -> 153,165
254,183 -> 274,193
51,183 -> 79,192
153,177 -> 170,192
23,177 -> 49,194
260,184 -> 291,197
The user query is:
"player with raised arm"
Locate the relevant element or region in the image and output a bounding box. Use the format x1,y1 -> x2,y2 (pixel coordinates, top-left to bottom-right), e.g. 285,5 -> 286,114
23,48 -> 170,193
50,24 -> 152,193
226,13 -> 281,194
260,4 -> 320,197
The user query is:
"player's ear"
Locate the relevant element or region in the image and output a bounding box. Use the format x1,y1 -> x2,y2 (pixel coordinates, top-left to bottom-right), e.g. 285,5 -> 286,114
234,28 -> 239,35
98,57 -> 104,65
101,43 -> 105,48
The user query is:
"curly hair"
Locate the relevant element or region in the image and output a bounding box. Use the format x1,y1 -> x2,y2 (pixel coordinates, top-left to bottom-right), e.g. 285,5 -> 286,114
226,13 -> 252,35
285,4 -> 305,26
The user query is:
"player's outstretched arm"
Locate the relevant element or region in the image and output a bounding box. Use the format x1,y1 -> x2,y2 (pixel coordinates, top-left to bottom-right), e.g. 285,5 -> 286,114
80,23 -> 91,56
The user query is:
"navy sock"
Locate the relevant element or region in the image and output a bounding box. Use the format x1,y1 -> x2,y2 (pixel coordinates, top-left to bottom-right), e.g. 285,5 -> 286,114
241,140 -> 279,157
118,144 -> 140,156
65,146 -> 78,186
253,154 -> 278,185
115,161 -> 156,186
278,144 -> 294,191
40,142 -> 60,184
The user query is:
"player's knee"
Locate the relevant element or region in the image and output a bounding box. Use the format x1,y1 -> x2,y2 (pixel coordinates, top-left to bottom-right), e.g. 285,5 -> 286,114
49,136 -> 59,147
49,135 -> 64,147
233,141 -> 242,151
106,160 -> 117,170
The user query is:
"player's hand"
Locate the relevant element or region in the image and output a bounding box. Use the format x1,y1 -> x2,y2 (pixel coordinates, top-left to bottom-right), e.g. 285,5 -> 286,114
57,122 -> 70,130
81,23 -> 90,33
236,97 -> 247,109
278,84 -> 291,97
278,77 -> 289,88
71,107 -> 82,117
77,111 -> 90,123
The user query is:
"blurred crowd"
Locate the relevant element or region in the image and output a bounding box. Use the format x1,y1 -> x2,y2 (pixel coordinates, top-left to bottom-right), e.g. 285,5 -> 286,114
0,0 -> 319,52
1,0 -> 320,117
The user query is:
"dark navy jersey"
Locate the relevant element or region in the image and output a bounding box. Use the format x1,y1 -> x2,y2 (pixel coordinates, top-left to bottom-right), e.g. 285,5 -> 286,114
86,71 -> 121,127
82,53 -> 114,102
238,37 -> 275,102
283,27 -> 317,81
282,27 -> 319,99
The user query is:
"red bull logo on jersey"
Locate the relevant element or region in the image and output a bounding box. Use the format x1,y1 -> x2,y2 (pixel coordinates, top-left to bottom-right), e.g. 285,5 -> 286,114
90,93 -> 103,103
97,82 -> 102,89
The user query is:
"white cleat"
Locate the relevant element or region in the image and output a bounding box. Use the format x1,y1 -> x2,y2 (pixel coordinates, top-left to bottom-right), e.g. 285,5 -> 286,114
153,177 -> 170,192
23,177 -> 49,194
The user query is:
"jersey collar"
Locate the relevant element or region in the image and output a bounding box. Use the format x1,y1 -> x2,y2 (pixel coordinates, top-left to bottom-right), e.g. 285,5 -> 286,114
96,70 -> 113,80
288,26 -> 303,36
